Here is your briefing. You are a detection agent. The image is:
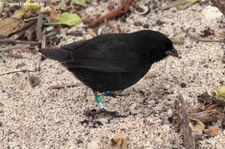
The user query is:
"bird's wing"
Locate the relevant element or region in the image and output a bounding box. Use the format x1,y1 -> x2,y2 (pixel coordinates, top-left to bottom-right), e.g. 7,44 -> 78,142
61,39 -> 90,51
64,38 -> 143,73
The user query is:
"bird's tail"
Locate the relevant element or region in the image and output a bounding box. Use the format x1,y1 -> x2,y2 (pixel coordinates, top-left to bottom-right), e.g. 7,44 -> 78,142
41,48 -> 71,62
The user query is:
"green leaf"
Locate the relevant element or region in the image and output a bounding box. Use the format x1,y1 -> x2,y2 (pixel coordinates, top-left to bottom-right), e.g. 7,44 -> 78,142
12,9 -> 26,19
23,0 -> 41,11
177,0 -> 200,10
45,12 -> 82,26
73,0 -> 87,7
0,0 -> 7,14
216,86 -> 225,101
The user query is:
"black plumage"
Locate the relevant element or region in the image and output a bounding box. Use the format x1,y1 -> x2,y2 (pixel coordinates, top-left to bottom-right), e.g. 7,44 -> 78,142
42,30 -> 178,92
41,30 -> 178,115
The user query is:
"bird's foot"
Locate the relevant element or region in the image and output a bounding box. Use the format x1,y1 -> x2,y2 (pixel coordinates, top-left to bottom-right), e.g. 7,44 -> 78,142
84,108 -> 127,118
104,91 -> 123,98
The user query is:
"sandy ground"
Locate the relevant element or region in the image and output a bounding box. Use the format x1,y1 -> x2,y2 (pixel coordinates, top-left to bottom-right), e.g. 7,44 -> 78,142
0,0 -> 225,148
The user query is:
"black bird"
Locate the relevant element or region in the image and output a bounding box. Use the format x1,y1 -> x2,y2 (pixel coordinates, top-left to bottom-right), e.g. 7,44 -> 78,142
42,30 -> 178,116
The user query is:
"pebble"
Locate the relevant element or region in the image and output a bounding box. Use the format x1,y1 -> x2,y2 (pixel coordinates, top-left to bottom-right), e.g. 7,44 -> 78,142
87,141 -> 99,149
154,137 -> 163,144
129,103 -> 137,111
98,118 -> 108,125
145,99 -> 156,105
167,109 -> 173,117
45,26 -> 54,32
163,125 -> 170,131
202,5 -> 223,21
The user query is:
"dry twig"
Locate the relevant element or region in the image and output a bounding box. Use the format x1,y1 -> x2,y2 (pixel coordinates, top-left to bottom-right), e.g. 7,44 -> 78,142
41,35 -> 46,49
0,69 -> 36,76
0,45 -> 29,52
176,95 -> 196,149
48,83 -> 82,89
87,0 -> 134,28
36,12 -> 43,42
0,39 -> 40,45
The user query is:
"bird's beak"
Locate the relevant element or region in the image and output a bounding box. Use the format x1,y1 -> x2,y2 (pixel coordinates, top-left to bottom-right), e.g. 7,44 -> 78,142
166,48 -> 179,57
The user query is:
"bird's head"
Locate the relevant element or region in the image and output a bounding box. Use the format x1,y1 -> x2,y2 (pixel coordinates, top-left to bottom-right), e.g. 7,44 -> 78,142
135,30 -> 179,62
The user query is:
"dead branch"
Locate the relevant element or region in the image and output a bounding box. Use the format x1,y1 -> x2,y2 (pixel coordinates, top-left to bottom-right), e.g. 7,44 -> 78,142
0,45 -> 29,52
36,12 -> 43,42
0,39 -> 40,45
87,0 -> 134,28
48,83 -> 82,89
0,69 -> 36,76
177,95 -> 196,149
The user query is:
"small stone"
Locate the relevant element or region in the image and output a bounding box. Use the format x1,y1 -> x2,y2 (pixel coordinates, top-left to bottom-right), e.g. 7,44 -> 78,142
143,99 -> 156,105
99,118 -> 108,124
167,109 -> 173,117
202,5 -> 223,21
180,82 -> 187,88
45,26 -> 54,32
143,24 -> 149,28
77,139 -> 83,144
155,137 -> 163,144
87,141 -> 99,149
129,103 -> 137,111
163,125 -> 170,131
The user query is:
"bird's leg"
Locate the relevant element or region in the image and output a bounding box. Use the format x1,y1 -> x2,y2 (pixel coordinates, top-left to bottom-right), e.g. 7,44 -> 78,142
84,91 -> 127,118
84,91 -> 105,117
94,91 -> 105,112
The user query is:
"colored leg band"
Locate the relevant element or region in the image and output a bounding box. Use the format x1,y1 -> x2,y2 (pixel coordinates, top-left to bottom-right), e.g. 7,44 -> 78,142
95,96 -> 104,111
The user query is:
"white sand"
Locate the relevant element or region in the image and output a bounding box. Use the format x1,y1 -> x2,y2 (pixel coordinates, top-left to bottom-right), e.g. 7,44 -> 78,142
0,0 -> 225,148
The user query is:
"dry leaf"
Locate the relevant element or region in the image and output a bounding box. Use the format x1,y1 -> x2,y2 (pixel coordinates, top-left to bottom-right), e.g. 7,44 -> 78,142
197,93 -> 225,106
188,107 -> 199,113
111,133 -> 128,149
50,9 -> 61,21
0,18 -> 23,37
87,28 -> 97,37
189,117 -> 205,136
204,127 -> 220,137
190,109 -> 222,123
40,6 -> 61,21
205,104 -> 218,111
80,10 -> 90,23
